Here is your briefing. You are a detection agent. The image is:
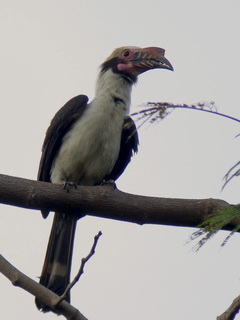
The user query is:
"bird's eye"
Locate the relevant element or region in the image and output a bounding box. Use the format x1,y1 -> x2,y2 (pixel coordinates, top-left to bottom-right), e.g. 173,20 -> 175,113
122,49 -> 131,57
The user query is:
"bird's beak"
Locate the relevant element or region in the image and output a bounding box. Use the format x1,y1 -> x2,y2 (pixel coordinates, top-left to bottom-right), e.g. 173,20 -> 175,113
131,47 -> 174,74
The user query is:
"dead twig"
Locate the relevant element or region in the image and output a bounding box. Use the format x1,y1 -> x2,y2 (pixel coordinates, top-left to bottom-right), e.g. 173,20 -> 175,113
56,231 -> 102,306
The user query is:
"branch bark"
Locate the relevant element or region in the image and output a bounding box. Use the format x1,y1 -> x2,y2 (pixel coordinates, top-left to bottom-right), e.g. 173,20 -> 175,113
0,254 -> 88,320
0,173 -> 237,230
217,295 -> 240,320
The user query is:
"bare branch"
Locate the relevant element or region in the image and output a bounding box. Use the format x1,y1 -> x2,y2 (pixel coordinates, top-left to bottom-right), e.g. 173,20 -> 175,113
57,231 -> 102,306
0,254 -> 88,320
217,294 -> 240,320
0,173 -> 237,231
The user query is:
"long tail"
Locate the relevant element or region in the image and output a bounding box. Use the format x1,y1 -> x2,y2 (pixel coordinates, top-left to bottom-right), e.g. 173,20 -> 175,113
35,212 -> 77,312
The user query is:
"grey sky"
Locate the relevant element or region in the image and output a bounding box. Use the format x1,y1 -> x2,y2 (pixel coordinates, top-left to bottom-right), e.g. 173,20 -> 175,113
1,1 -> 240,319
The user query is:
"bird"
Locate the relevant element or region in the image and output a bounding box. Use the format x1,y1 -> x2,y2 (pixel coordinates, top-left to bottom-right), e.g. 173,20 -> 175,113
35,46 -> 173,312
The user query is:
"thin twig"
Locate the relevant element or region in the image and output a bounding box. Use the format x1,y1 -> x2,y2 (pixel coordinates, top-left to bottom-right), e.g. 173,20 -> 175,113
56,231 -> 102,306
222,161 -> 240,190
167,104 -> 240,123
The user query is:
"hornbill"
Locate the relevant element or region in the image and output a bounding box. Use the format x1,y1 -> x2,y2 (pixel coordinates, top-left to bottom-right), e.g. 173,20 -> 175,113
35,46 -> 173,312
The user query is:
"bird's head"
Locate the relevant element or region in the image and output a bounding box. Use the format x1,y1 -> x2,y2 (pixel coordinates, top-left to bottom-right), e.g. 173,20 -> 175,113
100,46 -> 173,83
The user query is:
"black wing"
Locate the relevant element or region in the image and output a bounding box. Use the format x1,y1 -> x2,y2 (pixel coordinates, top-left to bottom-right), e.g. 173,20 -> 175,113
38,95 -> 89,183
105,116 -> 139,181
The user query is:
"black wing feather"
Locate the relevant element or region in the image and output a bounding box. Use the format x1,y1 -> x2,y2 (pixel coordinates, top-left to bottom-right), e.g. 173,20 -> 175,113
105,116 -> 139,181
38,95 -> 89,183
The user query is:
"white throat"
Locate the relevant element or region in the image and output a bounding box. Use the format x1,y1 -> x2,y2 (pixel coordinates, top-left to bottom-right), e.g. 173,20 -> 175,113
94,69 -> 132,114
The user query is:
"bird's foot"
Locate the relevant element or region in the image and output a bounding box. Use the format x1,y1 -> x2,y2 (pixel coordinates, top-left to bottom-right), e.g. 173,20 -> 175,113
63,181 -> 77,193
101,179 -> 116,189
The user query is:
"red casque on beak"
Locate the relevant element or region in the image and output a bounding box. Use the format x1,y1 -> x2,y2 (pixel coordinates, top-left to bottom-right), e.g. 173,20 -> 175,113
131,47 -> 173,73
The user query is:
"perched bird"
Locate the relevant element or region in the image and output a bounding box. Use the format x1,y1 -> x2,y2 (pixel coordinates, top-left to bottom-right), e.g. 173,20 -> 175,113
35,46 -> 173,312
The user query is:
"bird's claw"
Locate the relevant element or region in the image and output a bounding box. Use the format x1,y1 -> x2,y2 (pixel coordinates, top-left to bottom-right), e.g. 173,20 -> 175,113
101,179 -> 116,189
63,182 -> 77,193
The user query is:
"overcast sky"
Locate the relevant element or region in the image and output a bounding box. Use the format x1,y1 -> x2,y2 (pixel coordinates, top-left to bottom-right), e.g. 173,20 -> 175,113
1,1 -> 240,320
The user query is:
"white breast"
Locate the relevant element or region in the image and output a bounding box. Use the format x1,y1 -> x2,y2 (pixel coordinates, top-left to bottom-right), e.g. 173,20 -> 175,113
51,98 -> 126,185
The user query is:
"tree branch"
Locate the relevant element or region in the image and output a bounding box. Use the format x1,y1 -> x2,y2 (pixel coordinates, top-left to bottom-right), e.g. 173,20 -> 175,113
1,172 -> 240,319
0,254 -> 88,320
0,173 -> 237,231
217,295 -> 240,320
